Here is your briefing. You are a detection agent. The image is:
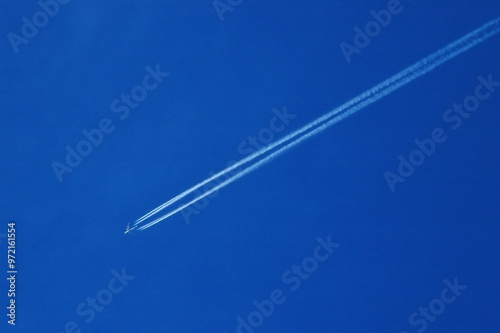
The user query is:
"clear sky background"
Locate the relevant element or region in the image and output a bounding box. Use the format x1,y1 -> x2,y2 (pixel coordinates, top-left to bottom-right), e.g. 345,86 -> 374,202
1,1 -> 499,332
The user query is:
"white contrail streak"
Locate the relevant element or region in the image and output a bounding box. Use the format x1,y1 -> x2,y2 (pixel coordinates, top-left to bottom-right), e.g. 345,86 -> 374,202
127,17 -> 500,233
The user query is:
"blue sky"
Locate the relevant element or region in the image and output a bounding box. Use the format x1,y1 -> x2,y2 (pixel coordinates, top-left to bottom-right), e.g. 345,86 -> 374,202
1,1 -> 499,332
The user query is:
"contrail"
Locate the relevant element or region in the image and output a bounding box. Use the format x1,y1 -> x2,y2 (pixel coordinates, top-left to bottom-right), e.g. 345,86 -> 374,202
126,17 -> 500,233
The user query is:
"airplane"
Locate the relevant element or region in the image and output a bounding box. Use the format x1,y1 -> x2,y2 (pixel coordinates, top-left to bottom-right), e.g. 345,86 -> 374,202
124,223 -> 136,235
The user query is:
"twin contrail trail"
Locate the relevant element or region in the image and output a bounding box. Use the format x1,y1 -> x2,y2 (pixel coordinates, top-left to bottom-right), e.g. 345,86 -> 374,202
125,17 -> 500,234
